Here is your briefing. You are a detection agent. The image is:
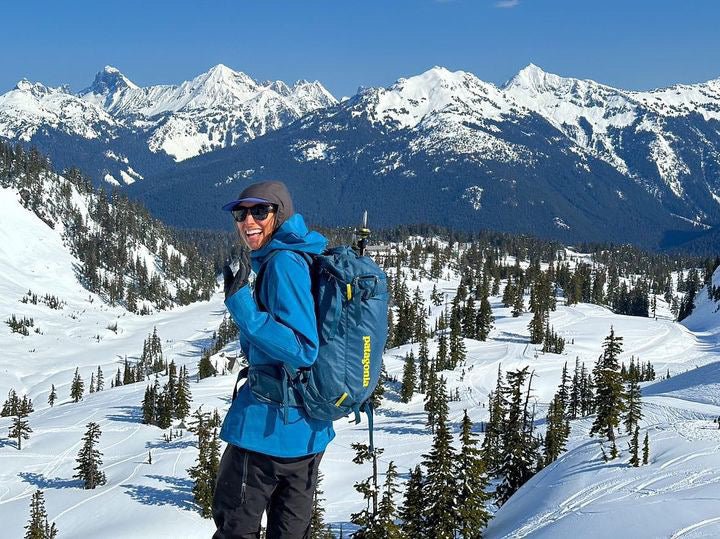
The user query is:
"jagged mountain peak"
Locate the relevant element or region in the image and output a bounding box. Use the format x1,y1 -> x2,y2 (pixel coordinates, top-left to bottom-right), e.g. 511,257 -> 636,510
13,79 -> 59,98
82,65 -> 139,96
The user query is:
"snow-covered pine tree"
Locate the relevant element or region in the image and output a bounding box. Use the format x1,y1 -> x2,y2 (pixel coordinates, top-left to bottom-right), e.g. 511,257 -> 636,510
590,327 -> 626,446
456,410 -> 491,538
23,490 -> 58,539
421,378 -> 457,538
73,422 -> 106,489
70,367 -> 84,402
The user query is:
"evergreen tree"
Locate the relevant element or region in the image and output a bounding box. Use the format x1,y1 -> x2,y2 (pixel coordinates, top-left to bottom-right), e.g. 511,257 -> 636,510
198,349 -> 216,379
23,490 -> 58,539
1,388 -> 19,416
398,466 -> 424,538
628,426 -> 640,467
475,294 -> 493,341
400,350 -> 417,403
544,392 -> 570,464
528,309 -> 546,345
590,327 -> 626,446
376,461 -> 401,538
456,410 -> 491,538
96,366 -> 104,391
174,365 -> 192,419
349,442 -> 385,538
481,366 -> 505,473
89,372 -> 96,394
642,432 -> 650,465
418,335 -> 430,393
436,332 -> 448,371
623,377 -> 643,434
496,367 -> 539,505
47,384 -> 57,407
73,422 -> 106,489
187,421 -> 221,518
70,367 -> 84,402
9,414 -> 32,450
511,288 -> 524,317
310,472 -> 334,539
421,378 -> 457,538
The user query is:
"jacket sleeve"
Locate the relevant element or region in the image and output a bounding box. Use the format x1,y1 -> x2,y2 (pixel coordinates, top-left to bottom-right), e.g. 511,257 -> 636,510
224,251 -> 318,370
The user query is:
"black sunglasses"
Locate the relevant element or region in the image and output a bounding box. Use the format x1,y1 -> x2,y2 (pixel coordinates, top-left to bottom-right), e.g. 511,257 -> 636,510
232,204 -> 276,222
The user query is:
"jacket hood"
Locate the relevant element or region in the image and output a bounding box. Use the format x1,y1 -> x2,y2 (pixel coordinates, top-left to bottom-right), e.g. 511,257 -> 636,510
250,213 -> 327,271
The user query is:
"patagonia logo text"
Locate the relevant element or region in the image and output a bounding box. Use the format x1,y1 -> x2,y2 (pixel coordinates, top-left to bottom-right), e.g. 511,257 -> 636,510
362,336 -> 371,387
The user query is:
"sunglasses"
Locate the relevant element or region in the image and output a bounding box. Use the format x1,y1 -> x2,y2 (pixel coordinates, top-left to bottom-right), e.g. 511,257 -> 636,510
232,204 -> 276,222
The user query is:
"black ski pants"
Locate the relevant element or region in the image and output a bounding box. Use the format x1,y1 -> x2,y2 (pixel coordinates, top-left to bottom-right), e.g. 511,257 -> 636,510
212,444 -> 323,539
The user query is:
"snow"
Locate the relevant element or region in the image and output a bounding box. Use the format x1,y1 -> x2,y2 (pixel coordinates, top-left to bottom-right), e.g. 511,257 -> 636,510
463,186 -> 484,210
1,190 -> 720,537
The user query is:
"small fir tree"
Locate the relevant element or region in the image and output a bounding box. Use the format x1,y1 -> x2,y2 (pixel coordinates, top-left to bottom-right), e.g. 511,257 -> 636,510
47,384 -> 57,407
70,367 -> 85,402
9,414 -> 32,450
400,350 -> 417,403
642,432 -> 650,465
398,466 -> 424,538
23,490 -> 58,539
456,410 -> 491,538
73,422 -> 106,489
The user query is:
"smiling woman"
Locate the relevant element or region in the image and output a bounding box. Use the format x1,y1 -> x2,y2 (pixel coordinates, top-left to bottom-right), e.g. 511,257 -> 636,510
216,180 -> 333,539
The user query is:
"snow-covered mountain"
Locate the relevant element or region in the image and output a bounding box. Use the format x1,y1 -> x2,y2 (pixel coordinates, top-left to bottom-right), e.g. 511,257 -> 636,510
503,65 -> 720,222
138,65 -> 714,248
79,64 -> 337,161
0,64 -> 336,184
3,64 -> 720,249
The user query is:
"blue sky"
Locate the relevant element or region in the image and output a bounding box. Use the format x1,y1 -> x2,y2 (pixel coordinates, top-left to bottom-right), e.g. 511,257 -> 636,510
2,0 -> 719,97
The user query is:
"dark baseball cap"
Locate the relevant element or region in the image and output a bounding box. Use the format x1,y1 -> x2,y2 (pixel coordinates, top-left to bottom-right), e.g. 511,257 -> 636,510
222,180 -> 295,227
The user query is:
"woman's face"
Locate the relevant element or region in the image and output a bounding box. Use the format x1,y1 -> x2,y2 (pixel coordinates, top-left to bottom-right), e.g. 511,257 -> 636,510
234,203 -> 277,251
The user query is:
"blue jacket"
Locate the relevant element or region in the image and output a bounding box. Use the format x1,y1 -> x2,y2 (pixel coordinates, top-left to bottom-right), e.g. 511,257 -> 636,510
220,214 -> 335,457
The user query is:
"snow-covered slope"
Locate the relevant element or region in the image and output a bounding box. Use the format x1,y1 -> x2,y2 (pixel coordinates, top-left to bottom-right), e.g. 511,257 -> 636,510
2,224 -> 720,537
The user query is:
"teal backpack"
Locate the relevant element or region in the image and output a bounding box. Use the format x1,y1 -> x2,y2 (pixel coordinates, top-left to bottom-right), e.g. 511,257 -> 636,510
236,245 -> 389,448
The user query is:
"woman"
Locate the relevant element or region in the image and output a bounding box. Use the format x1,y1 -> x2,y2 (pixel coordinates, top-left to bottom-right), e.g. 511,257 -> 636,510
213,181 -> 334,539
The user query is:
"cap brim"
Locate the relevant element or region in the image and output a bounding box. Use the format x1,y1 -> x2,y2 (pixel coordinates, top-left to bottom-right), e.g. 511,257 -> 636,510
221,197 -> 271,211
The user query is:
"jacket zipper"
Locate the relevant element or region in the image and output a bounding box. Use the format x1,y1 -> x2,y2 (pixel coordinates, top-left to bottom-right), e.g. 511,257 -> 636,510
240,450 -> 249,504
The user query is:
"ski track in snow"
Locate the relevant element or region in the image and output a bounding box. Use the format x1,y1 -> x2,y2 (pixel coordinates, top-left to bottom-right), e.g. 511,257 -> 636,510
671,517 -> 720,538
